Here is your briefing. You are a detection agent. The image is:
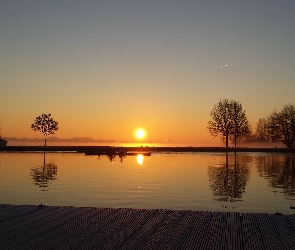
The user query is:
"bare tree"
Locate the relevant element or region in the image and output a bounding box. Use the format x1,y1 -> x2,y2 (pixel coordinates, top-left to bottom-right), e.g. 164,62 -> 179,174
208,99 -> 251,148
269,105 -> 295,148
229,101 -> 251,148
254,117 -> 270,140
31,113 -> 58,146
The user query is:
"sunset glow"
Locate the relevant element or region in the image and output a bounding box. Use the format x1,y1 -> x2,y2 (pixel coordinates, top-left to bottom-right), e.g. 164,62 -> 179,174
0,2 -> 294,147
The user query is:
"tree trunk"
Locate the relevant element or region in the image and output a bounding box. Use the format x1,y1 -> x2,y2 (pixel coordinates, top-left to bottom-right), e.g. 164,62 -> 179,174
44,134 -> 46,147
225,134 -> 229,148
43,151 -> 46,165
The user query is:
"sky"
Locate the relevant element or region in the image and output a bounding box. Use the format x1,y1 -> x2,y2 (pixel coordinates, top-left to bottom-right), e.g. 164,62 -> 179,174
1,1 -> 295,146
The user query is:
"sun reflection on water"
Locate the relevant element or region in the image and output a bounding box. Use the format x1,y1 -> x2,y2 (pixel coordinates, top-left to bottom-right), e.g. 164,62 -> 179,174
137,154 -> 144,165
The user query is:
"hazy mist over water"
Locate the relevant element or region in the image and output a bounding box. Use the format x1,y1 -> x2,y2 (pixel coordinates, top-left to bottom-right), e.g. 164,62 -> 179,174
4,137 -> 285,148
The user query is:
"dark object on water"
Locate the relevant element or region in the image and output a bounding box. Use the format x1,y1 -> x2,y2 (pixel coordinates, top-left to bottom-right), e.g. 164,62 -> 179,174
85,151 -> 151,156
290,206 -> 295,209
0,138 -> 7,147
124,152 -> 151,156
274,211 -> 282,215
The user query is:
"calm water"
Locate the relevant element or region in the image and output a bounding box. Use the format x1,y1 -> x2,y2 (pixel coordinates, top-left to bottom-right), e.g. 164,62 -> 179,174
0,152 -> 295,214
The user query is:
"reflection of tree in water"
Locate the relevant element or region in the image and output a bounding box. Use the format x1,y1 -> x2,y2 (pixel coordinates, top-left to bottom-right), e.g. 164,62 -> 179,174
30,153 -> 57,190
256,154 -> 295,198
208,154 -> 250,203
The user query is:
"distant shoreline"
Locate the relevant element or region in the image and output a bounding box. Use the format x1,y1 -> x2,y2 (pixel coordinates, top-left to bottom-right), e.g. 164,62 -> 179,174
0,145 -> 294,153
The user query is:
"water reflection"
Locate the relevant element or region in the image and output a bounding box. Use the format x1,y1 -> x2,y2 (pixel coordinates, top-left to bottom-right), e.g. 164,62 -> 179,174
107,154 -> 116,162
256,154 -> 295,198
105,147 -> 126,162
30,153 -> 57,191
208,153 -> 250,205
107,154 -> 144,165
102,150 -> 145,164
2,152 -> 295,213
137,154 -> 144,165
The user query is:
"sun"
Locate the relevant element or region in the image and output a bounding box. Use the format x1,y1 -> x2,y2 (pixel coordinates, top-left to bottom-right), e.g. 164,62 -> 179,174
135,129 -> 145,139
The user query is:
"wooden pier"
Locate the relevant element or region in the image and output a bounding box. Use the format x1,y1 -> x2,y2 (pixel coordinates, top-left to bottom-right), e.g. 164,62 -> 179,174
1,204 -> 295,249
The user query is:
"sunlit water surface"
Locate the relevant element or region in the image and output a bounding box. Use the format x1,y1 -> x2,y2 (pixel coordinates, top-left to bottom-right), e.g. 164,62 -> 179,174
0,152 -> 295,214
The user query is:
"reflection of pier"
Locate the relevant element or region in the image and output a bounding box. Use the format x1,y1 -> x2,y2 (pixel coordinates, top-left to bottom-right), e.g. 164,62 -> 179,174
1,204 -> 295,249
83,148 -> 151,162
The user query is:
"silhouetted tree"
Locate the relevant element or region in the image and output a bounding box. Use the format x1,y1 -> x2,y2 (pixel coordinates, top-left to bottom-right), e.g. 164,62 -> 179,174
208,99 -> 251,148
31,113 -> 58,146
229,101 -> 251,148
269,105 -> 295,148
254,117 -> 270,141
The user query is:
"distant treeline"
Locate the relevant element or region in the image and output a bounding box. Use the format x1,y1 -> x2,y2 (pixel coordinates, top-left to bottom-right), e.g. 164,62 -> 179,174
3,137 -> 115,145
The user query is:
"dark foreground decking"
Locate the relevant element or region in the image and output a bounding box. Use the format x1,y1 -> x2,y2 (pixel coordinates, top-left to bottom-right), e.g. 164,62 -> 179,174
1,205 -> 295,250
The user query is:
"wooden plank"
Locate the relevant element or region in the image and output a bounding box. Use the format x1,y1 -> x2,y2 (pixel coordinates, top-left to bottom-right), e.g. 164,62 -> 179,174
147,210 -> 192,249
77,208 -> 168,249
6,206 -> 99,249
286,214 -> 295,230
241,213 -> 264,250
181,211 -> 213,249
134,209 -> 184,249
225,212 -> 243,250
99,208 -> 164,249
271,214 -> 295,249
256,213 -> 283,250
200,212 -> 227,250
32,207 -> 119,250
0,206 -> 62,236
0,204 -> 36,221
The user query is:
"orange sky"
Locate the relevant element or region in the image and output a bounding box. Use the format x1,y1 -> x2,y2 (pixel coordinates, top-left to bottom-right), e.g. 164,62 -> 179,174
1,1 -> 294,146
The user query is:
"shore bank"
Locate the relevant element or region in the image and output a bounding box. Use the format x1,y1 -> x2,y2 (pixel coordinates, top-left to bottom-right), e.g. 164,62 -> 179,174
0,145 -> 294,153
